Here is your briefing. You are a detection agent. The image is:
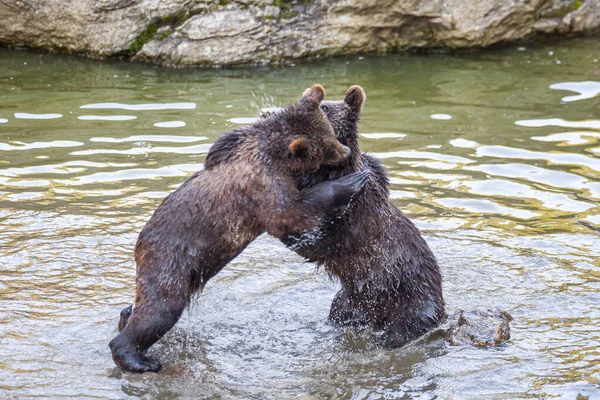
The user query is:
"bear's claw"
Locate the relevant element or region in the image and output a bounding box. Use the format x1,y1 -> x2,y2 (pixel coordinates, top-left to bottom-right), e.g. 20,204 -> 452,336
337,170 -> 369,195
333,170 -> 369,204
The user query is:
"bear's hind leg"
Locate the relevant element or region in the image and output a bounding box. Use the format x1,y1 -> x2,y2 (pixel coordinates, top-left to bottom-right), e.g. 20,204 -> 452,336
109,292 -> 188,373
329,287 -> 366,327
379,296 -> 444,348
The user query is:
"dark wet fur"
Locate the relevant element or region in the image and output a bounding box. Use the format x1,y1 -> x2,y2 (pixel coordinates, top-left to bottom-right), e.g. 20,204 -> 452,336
109,86 -> 369,373
282,86 -> 445,347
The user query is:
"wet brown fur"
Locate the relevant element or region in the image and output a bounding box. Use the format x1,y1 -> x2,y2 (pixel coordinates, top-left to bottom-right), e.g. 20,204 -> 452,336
109,85 -> 369,373
282,86 -> 445,347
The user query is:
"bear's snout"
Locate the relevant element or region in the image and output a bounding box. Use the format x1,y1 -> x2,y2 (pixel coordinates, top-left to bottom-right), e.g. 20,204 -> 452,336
342,145 -> 351,158
324,143 -> 351,165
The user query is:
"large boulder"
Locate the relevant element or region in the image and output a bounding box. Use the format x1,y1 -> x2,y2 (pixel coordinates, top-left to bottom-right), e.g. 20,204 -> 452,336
0,0 -> 598,67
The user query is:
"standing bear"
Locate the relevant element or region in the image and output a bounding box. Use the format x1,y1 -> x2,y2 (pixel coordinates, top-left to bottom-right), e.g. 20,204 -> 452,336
110,85 -> 369,373
282,86 -> 445,347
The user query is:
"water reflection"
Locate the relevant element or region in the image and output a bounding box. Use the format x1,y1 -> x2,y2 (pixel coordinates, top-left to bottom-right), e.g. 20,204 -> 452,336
1,38 -> 600,398
229,117 -> 260,124
153,121 -> 186,128
531,131 -> 600,146
516,117 -> 600,129
549,81 -> 600,102
78,115 -> 137,121
80,102 -> 196,110
14,112 -> 63,119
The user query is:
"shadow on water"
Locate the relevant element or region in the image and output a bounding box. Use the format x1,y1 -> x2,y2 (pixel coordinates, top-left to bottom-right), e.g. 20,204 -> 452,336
1,37 -> 600,398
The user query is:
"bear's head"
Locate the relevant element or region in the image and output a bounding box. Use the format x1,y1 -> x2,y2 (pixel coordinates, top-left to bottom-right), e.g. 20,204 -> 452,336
317,85 -> 366,149
276,84 -> 351,172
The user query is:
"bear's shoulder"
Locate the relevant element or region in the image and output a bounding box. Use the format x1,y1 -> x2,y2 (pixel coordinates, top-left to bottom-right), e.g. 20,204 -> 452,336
204,130 -> 247,170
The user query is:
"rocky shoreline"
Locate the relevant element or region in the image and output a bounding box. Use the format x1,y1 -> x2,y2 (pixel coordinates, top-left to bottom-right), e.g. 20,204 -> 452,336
1,0 -> 598,68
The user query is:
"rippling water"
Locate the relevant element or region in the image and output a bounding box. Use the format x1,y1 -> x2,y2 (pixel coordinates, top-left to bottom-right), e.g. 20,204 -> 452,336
1,38 -> 599,399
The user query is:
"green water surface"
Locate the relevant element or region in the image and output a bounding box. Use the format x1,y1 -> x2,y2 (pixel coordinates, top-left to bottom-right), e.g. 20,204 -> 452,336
1,38 -> 599,399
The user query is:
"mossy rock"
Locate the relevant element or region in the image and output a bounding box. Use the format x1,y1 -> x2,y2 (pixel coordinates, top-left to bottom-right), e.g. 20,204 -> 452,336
129,13 -> 190,54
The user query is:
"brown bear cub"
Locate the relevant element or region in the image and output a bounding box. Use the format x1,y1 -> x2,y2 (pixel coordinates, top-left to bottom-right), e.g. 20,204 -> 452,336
110,85 -> 369,373
282,86 -> 445,347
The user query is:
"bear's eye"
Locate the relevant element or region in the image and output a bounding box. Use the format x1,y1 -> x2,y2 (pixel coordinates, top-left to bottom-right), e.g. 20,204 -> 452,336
320,105 -> 329,113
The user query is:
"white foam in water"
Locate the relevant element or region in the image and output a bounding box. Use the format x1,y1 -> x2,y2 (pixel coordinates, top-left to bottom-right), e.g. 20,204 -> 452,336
431,113 -> 452,120
515,118 -> 600,130
78,115 -> 137,121
229,117 -> 259,124
0,118 -> 7,123
80,102 -> 196,110
14,113 -> 63,120
549,81 -> 600,102
153,121 -> 186,128
360,133 -> 406,139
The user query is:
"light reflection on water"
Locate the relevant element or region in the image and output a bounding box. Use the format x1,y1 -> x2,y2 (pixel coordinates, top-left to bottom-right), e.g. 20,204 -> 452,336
1,38 -> 600,398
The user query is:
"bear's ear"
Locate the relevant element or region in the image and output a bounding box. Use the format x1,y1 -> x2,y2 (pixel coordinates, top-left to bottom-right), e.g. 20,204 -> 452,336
301,84 -> 326,104
288,138 -> 310,159
344,85 -> 366,112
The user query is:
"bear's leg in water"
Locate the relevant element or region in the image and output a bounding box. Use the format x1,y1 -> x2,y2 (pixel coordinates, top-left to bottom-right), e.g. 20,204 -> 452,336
380,295 -> 444,348
109,279 -> 190,373
329,286 -> 366,327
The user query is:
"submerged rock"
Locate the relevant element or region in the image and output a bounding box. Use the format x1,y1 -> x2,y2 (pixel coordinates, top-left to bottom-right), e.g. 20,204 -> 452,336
0,0 -> 598,67
447,308 -> 513,347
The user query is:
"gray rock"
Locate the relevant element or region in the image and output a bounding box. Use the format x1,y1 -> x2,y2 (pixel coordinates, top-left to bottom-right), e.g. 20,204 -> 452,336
447,308 -> 513,347
0,0 -> 598,67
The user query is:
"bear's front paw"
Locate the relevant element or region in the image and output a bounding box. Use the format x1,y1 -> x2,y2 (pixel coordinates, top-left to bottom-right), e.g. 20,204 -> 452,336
332,170 -> 369,207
